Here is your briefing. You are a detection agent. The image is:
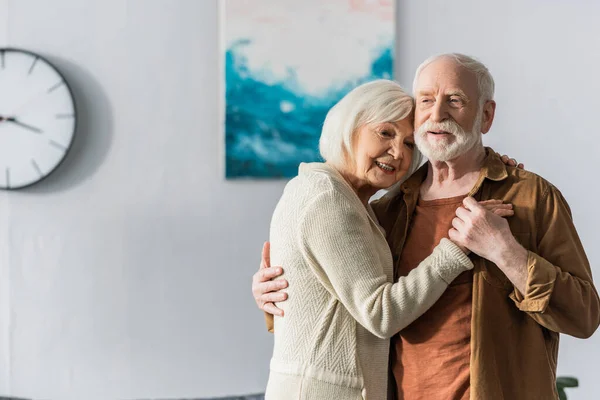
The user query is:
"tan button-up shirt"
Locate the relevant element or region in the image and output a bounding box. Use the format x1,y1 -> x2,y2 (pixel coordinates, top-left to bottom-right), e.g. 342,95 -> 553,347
372,147 -> 600,400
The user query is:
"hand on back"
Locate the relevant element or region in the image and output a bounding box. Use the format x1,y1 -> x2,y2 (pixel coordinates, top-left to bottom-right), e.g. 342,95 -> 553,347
252,242 -> 288,316
254,154 -> 525,313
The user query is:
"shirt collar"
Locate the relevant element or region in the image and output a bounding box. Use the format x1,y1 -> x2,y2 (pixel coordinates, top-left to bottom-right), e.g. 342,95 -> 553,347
399,147 -> 509,195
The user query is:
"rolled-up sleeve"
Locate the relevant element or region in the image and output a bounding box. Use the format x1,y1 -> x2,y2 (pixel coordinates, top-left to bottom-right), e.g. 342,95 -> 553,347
509,252 -> 557,312
510,185 -> 600,338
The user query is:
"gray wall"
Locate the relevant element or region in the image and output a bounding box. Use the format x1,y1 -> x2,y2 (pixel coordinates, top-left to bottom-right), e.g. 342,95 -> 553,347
0,0 -> 598,399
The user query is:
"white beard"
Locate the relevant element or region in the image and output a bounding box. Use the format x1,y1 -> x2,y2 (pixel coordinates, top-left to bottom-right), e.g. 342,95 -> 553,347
415,109 -> 483,162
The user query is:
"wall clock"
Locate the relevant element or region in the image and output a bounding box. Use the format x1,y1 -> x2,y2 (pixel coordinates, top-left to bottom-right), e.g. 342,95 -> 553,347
0,48 -> 77,190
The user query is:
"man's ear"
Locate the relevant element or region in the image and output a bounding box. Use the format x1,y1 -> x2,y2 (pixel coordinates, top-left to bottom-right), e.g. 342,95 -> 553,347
481,100 -> 496,134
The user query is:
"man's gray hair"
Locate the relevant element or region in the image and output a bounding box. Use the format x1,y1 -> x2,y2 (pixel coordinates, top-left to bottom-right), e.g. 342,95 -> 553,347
412,53 -> 495,106
319,79 -> 419,173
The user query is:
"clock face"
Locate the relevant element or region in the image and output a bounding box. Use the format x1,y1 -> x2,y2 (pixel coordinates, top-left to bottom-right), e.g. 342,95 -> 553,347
0,48 -> 76,190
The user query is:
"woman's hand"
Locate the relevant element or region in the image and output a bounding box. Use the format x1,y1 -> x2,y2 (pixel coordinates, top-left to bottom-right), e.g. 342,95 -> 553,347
500,154 -> 524,169
479,199 -> 514,217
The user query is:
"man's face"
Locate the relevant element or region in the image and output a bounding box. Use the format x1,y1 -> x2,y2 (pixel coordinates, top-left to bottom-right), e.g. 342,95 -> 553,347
413,58 -> 485,162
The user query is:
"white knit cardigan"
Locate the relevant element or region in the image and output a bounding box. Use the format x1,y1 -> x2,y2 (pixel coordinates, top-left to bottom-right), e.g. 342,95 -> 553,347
265,162 -> 473,400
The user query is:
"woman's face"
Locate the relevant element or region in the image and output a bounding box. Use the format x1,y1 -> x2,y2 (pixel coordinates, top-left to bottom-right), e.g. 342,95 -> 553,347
344,117 -> 415,193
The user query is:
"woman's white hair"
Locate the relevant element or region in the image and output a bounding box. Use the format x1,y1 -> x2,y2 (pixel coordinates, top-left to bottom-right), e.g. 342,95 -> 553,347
319,79 -> 421,177
413,53 -> 495,107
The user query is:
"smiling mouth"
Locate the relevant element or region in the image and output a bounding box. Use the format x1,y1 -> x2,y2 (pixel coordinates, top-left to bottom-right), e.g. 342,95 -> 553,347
428,130 -> 451,135
375,161 -> 396,174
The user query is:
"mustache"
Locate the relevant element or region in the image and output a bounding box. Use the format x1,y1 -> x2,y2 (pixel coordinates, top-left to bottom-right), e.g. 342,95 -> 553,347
416,119 -> 465,137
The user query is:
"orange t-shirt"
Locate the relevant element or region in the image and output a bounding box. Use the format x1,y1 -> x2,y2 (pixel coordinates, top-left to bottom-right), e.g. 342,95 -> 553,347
392,194 -> 472,400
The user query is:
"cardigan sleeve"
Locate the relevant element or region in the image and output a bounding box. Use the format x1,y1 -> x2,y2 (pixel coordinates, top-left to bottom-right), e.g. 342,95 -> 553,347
297,189 -> 473,339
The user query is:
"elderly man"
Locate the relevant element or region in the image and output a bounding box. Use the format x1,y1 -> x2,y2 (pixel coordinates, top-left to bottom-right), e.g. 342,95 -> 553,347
253,53 -> 600,399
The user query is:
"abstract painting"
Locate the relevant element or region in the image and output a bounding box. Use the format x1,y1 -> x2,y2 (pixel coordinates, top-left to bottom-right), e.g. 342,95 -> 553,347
222,0 -> 396,178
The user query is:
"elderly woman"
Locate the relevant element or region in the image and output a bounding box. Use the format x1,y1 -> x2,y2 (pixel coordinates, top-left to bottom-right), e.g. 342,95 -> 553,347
263,80 -> 511,399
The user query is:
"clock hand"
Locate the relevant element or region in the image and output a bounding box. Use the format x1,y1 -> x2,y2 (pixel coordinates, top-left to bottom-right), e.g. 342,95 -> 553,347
6,117 -> 43,134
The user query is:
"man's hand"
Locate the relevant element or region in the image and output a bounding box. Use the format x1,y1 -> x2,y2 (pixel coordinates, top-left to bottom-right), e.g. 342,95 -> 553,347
252,242 -> 288,317
449,197 -> 528,293
453,200 -> 514,254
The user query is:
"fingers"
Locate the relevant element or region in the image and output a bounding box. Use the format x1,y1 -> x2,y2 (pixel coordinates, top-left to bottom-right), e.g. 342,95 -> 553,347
448,229 -> 470,255
262,278 -> 288,292
470,198 -> 516,216
261,291 -> 288,304
478,199 -> 510,205
252,268 -> 286,305
252,277 -> 288,308
517,163 -> 524,169
501,154 -> 518,166
479,199 -> 514,217
448,228 -> 461,244
483,203 -> 512,210
482,203 -> 513,212
260,241 -> 271,269
257,267 -> 285,283
494,209 -> 515,217
451,216 -> 465,231
455,206 -> 470,221
462,196 -> 482,212
263,302 -> 285,317
478,199 -> 502,205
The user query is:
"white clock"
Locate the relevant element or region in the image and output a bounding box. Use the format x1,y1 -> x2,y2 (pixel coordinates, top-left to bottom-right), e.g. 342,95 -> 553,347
0,48 -> 76,190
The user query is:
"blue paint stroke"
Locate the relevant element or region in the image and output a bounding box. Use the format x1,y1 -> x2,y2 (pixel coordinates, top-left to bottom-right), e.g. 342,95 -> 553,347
225,40 -> 394,178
